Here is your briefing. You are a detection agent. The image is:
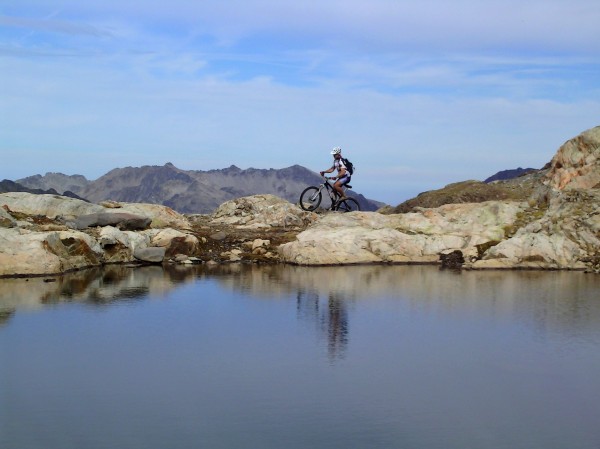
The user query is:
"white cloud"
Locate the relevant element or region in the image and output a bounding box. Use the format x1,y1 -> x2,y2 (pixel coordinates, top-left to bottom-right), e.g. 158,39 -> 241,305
1,0 -> 599,205
5,0 -> 600,52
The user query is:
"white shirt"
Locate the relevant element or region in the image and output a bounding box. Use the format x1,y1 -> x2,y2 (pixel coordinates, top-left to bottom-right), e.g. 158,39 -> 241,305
334,158 -> 347,175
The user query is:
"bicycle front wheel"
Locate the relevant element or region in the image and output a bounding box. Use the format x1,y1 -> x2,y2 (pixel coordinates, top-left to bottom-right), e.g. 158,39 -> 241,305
299,186 -> 322,211
335,197 -> 360,212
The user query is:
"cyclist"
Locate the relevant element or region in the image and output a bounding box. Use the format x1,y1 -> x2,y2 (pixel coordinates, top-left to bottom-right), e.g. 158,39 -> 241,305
320,146 -> 350,202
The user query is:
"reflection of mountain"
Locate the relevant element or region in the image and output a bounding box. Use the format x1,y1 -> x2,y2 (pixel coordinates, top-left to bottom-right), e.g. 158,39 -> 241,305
1,265 -> 599,348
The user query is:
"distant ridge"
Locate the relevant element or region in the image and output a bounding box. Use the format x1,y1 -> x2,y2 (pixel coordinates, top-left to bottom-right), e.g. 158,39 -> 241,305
484,167 -> 537,183
0,179 -> 87,201
380,167 -> 547,214
16,164 -> 383,213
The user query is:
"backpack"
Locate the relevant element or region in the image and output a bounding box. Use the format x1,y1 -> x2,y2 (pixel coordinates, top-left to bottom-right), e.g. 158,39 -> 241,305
342,158 -> 355,175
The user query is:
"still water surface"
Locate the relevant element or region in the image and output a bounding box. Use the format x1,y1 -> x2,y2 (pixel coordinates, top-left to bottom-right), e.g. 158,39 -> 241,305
1,264 -> 600,449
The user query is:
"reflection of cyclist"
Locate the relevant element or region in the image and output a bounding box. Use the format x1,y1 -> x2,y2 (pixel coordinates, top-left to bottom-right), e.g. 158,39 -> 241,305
320,147 -> 350,201
326,292 -> 348,360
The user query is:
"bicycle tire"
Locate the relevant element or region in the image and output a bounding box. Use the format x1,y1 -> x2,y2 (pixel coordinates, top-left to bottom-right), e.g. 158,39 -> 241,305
335,197 -> 360,212
299,186 -> 322,211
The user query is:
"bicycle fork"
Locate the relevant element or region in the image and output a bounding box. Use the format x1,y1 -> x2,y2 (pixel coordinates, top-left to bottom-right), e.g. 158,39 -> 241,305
310,185 -> 325,202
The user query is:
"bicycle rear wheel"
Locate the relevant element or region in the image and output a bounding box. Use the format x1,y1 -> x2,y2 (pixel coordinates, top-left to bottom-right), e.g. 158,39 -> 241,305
335,197 -> 360,212
299,186 -> 322,211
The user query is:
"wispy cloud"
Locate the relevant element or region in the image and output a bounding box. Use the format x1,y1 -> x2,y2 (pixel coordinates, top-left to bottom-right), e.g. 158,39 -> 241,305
0,14 -> 111,37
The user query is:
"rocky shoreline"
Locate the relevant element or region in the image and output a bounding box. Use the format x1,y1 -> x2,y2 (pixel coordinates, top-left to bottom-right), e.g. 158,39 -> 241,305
1,126 -> 599,277
0,193 -> 315,278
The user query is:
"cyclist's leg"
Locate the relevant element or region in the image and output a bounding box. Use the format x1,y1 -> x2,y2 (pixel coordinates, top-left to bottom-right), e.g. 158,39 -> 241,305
334,176 -> 350,199
329,186 -> 339,209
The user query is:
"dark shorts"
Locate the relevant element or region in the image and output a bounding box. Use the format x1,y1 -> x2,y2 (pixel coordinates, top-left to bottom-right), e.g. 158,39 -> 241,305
337,175 -> 351,186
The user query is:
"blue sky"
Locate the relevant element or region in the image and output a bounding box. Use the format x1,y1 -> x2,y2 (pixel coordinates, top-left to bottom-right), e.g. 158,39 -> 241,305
1,0 -> 599,205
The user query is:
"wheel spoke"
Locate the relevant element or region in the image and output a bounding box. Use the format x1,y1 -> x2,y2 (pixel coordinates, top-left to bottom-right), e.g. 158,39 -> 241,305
299,186 -> 322,211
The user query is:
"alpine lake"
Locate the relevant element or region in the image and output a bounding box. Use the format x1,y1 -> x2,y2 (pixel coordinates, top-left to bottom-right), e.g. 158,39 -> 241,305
2,263 -> 600,449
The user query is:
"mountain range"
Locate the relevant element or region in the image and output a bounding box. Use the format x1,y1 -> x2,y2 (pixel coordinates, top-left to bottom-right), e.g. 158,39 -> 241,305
13,163 -> 384,213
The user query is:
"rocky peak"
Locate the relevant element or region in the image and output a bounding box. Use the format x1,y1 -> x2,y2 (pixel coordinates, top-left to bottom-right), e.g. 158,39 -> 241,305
484,167 -> 537,183
545,126 -> 600,190
16,172 -> 89,194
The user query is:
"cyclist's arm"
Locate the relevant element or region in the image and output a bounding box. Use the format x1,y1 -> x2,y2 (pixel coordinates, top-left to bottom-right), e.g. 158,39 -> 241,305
320,166 -> 335,176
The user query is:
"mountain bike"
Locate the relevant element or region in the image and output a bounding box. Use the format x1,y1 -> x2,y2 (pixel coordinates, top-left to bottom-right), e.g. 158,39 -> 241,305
299,176 -> 361,212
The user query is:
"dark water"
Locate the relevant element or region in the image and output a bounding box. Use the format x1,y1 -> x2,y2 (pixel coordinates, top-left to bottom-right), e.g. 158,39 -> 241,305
1,264 -> 600,449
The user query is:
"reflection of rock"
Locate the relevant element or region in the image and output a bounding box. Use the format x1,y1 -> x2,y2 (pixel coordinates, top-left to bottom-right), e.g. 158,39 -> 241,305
0,308 -> 15,326
202,264 -> 600,337
0,265 -> 189,310
1,265 -> 599,344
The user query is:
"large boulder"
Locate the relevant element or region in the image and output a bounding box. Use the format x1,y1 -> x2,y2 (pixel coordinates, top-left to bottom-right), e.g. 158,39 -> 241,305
544,126 -> 600,190
0,192 -> 199,276
0,207 -> 16,228
98,226 -> 151,263
0,192 -> 191,231
211,194 -> 316,229
96,227 -> 200,263
474,190 -> 599,270
279,201 -> 527,265
0,228 -> 104,277
117,202 -> 192,230
134,247 -> 166,263
0,192 -> 104,219
147,228 -> 200,257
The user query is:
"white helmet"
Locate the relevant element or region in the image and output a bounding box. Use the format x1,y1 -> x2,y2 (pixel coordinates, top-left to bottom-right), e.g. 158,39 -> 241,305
331,146 -> 342,155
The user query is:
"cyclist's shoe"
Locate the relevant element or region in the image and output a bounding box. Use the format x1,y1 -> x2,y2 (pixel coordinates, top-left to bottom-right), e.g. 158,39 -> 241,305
332,196 -> 348,209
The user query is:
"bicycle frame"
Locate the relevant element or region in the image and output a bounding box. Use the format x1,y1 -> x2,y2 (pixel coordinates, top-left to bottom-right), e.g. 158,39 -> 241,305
317,178 -> 346,203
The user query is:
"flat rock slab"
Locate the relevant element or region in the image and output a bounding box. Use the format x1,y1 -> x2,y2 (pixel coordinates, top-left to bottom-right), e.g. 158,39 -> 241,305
71,213 -> 151,230
209,231 -> 227,241
134,247 -> 166,263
